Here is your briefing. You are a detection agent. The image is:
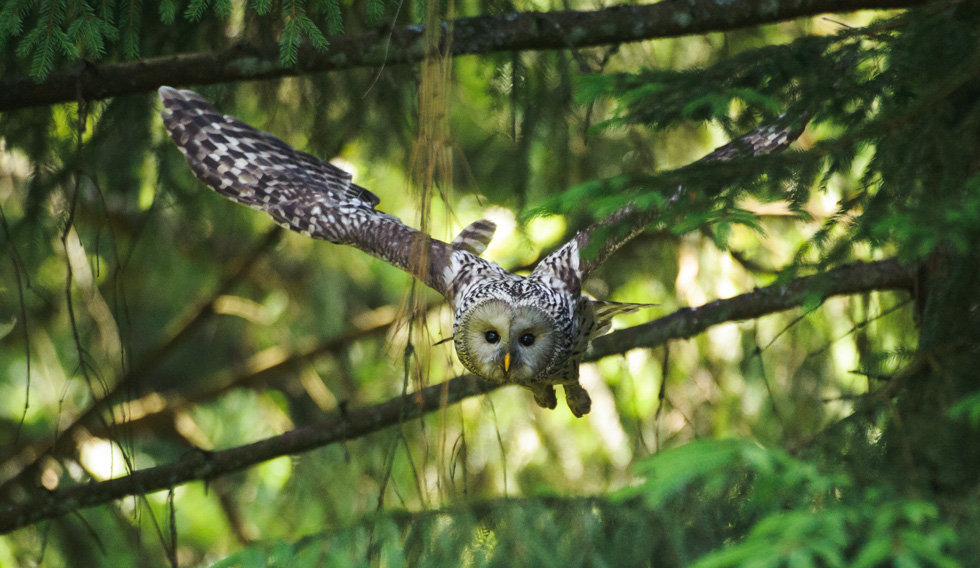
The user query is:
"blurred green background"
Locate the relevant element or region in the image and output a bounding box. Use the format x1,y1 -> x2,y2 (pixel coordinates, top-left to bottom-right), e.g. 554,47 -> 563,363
1,0 -> 977,565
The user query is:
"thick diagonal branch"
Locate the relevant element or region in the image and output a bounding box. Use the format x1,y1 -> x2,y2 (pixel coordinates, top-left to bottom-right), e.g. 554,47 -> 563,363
587,259 -> 913,358
0,258 -> 912,535
0,0 -> 929,111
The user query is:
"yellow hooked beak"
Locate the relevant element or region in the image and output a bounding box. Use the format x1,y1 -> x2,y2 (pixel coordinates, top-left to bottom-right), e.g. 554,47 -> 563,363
504,352 -> 511,374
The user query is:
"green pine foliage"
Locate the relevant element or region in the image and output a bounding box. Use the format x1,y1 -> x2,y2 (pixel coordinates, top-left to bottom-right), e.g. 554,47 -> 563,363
0,0 -> 404,79
202,440 -> 964,567
179,3 -> 980,563
2,0 -> 979,566
564,5 -> 980,277
365,0 -> 386,26
247,4 -> 979,565
15,0 -> 80,79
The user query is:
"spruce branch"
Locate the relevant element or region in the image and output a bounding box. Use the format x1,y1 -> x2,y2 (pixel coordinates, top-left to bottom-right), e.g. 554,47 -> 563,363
0,0 -> 931,111
0,257 -> 912,535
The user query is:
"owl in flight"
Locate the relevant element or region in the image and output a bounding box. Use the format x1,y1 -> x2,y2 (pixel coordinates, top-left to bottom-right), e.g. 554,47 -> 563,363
160,87 -> 804,417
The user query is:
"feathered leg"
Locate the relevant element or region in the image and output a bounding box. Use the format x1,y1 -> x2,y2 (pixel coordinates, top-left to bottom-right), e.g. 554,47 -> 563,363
527,384 -> 558,410
563,383 -> 592,418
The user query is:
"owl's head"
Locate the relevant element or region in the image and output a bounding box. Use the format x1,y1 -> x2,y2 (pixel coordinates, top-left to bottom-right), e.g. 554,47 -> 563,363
454,299 -> 559,384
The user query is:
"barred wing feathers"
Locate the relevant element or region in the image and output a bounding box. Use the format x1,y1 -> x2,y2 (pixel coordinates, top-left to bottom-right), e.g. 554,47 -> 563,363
159,86 -> 455,297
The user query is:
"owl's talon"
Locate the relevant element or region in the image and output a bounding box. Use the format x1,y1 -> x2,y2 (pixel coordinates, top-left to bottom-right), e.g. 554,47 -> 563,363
530,384 -> 558,409
161,88 -> 670,414
563,383 -> 592,417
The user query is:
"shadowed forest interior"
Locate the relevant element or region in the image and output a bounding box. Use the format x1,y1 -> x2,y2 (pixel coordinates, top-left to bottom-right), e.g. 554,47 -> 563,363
1,0 -> 979,566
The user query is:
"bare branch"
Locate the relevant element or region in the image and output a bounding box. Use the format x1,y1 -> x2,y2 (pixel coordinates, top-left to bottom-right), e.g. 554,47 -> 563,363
588,259 -> 913,359
0,258 -> 913,535
93,299 -> 443,437
0,0 -> 930,111
0,229 -> 282,500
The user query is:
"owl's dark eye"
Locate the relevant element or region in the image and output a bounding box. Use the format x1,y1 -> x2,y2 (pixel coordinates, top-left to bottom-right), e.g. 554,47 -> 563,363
484,330 -> 500,344
518,333 -> 535,347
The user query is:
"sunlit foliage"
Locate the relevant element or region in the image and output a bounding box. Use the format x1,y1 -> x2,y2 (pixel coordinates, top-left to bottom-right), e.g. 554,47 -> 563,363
0,0 -> 385,78
1,0 -> 978,566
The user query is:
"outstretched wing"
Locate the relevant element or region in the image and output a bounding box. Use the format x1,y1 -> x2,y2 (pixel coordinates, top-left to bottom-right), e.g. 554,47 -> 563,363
532,112 -> 811,292
159,87 -> 456,297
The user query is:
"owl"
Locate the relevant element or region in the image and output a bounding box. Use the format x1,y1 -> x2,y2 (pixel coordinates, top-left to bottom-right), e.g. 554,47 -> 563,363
159,87 -> 804,417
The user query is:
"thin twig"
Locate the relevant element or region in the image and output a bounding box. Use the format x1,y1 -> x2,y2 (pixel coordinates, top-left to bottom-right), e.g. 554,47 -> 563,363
0,228 -> 282,499
0,258 -> 913,535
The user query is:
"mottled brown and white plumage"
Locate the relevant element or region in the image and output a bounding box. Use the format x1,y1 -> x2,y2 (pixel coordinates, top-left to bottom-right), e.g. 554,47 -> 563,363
159,87 -> 806,417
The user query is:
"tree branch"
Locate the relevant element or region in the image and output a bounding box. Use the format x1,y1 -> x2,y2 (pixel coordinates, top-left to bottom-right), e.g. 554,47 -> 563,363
588,259 -> 914,358
0,0 -> 930,111
0,229 -> 282,500
93,299 -> 444,437
0,258 -> 913,535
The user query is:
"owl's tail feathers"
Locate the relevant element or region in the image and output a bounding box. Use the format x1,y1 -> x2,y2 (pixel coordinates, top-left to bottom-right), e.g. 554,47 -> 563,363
451,219 -> 496,255
591,300 -> 657,337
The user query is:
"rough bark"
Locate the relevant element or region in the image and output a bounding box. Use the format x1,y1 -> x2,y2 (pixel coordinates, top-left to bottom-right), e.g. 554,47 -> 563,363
0,258 -> 912,535
0,0 -> 930,111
